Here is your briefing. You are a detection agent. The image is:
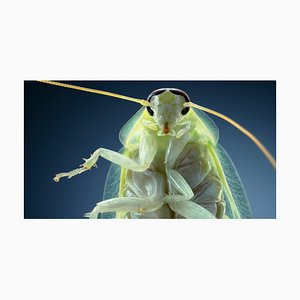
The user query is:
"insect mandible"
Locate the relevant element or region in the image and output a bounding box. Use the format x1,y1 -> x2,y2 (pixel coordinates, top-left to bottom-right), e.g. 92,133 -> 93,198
38,80 -> 276,219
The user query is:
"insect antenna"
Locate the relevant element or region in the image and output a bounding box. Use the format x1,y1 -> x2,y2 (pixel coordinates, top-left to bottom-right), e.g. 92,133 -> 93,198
37,80 -> 150,107
185,102 -> 276,169
37,81 -> 275,169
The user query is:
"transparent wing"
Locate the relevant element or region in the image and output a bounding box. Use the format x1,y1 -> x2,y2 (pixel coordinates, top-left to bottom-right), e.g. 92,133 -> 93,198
119,107 -> 145,146
98,148 -> 125,219
216,144 -> 252,218
193,108 -> 219,144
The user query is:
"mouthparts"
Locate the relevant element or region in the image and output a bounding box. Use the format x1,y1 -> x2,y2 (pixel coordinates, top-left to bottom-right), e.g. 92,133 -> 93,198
163,123 -> 170,134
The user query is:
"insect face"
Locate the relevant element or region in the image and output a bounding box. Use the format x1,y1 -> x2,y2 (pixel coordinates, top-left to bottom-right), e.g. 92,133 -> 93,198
147,88 -> 190,136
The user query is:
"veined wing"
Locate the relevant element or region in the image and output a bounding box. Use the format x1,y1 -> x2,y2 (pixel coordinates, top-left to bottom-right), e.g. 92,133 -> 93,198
119,107 -> 145,146
98,148 -> 125,219
193,108 -> 219,144
216,144 -> 252,219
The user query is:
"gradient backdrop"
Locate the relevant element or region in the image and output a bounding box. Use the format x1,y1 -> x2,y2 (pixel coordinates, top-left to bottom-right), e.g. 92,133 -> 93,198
24,81 -> 276,219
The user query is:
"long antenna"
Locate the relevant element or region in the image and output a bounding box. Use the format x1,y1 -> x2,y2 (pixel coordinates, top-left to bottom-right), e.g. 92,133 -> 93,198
38,80 -> 275,169
186,102 -> 276,169
37,80 -> 150,106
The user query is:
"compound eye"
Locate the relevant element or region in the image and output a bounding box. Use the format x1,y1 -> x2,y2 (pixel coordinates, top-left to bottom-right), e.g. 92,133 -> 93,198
147,106 -> 154,116
181,107 -> 190,115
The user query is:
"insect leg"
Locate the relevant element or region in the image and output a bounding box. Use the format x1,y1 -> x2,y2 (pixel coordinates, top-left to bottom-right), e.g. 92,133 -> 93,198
53,132 -> 157,181
163,169 -> 194,202
98,132 -> 157,172
53,147 -> 102,181
164,170 -> 216,219
169,201 -> 216,219
85,197 -> 163,219
165,129 -> 190,167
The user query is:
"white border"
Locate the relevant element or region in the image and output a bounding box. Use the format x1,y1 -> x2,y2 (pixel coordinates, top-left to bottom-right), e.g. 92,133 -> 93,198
1,1 -> 298,299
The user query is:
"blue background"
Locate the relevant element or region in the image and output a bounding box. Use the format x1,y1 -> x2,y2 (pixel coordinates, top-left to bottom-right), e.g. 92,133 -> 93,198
24,81 -> 276,219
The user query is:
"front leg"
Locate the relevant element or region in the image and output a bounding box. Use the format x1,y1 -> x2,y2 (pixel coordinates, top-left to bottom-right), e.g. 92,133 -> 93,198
164,169 -> 216,219
163,169 -> 194,202
85,196 -> 164,219
54,132 -> 157,182
169,201 -> 216,219
165,121 -> 192,168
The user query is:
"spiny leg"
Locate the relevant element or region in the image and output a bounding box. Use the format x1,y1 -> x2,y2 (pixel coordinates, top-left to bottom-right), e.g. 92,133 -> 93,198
163,169 -> 194,202
164,169 -> 215,219
165,127 -> 190,167
85,197 -> 163,219
54,132 -> 157,181
169,201 -> 216,219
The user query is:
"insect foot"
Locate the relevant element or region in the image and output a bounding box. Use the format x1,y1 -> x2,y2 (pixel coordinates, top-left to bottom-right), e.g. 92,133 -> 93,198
52,149 -> 101,182
53,174 -> 63,182
53,167 -> 88,182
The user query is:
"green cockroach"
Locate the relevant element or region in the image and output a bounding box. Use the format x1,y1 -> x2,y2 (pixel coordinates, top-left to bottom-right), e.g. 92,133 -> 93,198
39,80 -> 275,219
